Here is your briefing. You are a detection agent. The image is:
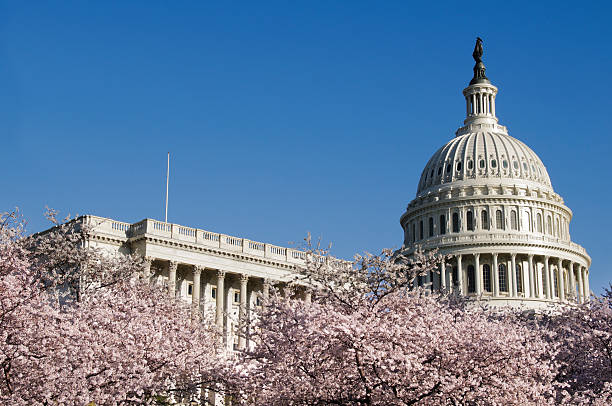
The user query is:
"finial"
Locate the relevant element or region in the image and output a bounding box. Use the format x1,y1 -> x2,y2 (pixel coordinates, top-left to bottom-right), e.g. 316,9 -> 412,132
470,37 -> 490,85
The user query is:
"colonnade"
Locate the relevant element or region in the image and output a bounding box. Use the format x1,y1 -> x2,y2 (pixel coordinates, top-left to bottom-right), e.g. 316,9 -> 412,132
416,252 -> 590,303
143,257 -> 310,351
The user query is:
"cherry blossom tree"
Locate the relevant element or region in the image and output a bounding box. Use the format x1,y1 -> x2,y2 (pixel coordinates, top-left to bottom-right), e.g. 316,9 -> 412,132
229,244 -> 559,405
543,296 -> 612,405
0,211 -> 228,405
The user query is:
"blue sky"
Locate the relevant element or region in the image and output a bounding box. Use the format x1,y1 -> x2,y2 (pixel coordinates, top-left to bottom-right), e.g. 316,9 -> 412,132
0,1 -> 610,293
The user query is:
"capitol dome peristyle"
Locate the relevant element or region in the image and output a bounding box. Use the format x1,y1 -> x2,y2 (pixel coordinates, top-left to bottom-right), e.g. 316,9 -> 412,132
400,38 -> 591,308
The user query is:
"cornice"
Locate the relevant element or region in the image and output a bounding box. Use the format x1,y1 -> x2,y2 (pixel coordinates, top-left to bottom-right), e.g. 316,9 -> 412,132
129,234 -> 299,272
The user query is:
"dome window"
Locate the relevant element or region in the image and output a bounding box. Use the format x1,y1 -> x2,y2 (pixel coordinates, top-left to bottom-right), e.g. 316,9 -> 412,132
479,159 -> 485,169
523,162 -> 528,171
452,213 -> 460,233
466,211 -> 474,231
437,167 -> 442,176
439,215 -> 446,235
467,160 -> 474,170
499,263 -> 508,292
456,161 -> 462,172
467,265 -> 476,293
431,169 -> 434,178
491,159 -> 497,168
513,161 -> 519,170
446,164 -> 452,173
483,264 -> 492,292
502,160 -> 508,169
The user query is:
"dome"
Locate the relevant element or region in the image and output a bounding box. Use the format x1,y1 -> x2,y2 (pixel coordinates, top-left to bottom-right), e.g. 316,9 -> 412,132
417,130 -> 553,196
399,38 -> 591,310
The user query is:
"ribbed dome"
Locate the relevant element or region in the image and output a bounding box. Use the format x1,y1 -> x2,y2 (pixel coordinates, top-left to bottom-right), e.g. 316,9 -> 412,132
417,130 -> 553,196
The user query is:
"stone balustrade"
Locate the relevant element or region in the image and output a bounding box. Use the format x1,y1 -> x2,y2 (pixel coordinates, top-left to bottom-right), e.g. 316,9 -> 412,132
83,215 -> 311,265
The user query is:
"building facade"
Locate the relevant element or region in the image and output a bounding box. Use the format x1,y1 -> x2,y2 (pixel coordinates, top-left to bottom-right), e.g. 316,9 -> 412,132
399,39 -> 591,308
82,215 -> 311,350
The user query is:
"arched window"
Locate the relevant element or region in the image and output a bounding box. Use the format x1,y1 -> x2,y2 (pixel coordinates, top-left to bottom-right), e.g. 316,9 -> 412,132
555,218 -> 560,237
510,210 -> 518,230
516,264 -> 523,294
440,215 -> 446,235
541,268 -> 548,295
483,264 -> 492,293
452,213 -> 460,233
428,217 -> 434,237
496,210 -> 504,230
452,266 -> 458,287
547,215 -> 552,235
466,211 -> 474,231
553,269 -> 559,298
481,210 -> 489,230
537,213 -> 543,233
523,211 -> 531,232
499,263 -> 508,292
467,265 -> 476,293
419,220 -> 424,240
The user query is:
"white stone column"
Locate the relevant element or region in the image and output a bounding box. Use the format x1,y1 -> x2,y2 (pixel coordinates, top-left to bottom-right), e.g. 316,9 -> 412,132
528,254 -> 536,298
440,261 -> 447,291
143,257 -> 153,279
262,278 -> 270,300
239,274 -> 248,350
544,256 -> 551,300
457,255 -> 464,295
577,266 -> 584,303
493,253 -> 499,297
583,267 -> 590,302
557,258 -> 565,302
511,254 -> 517,297
193,265 -> 202,311
568,262 -> 575,302
168,261 -> 178,298
304,288 -> 312,303
474,253 -> 481,296
215,271 -> 225,328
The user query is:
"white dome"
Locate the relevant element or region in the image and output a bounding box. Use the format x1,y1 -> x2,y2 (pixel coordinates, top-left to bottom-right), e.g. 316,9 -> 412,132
417,130 -> 553,196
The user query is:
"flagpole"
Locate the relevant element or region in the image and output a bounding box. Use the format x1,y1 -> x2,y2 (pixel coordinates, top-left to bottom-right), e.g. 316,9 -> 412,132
165,152 -> 170,223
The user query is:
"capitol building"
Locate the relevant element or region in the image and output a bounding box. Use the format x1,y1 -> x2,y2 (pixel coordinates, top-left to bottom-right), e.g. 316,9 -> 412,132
400,39 -> 591,307
76,40 -> 591,344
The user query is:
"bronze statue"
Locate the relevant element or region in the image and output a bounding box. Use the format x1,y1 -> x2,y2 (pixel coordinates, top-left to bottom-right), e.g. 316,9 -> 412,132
470,37 -> 489,85
472,37 -> 484,63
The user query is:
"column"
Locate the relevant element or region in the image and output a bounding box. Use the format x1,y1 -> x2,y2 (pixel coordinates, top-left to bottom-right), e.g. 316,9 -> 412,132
457,255 -> 464,295
193,266 -> 202,311
262,278 -> 270,300
168,261 -> 178,298
583,267 -> 590,302
568,262 -> 576,302
544,257 -> 551,300
528,255 -> 536,298
143,257 -> 153,279
493,253 -> 499,297
474,253 -> 482,296
557,258 -> 565,302
511,254 -> 517,297
440,262 -> 447,291
304,288 -> 312,303
239,274 -> 248,350
577,266 -> 584,303
215,271 -> 225,328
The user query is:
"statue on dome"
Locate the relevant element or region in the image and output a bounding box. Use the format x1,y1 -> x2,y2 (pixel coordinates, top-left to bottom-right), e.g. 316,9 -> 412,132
470,37 -> 489,85
472,37 -> 484,63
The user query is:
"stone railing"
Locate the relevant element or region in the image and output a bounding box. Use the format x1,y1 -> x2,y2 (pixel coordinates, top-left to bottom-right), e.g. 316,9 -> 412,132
83,216 -> 316,265
409,231 -> 589,258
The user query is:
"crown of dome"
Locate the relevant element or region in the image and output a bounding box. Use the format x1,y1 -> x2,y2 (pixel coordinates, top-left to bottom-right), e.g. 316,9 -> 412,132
416,130 -> 552,196
415,38 -> 553,197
